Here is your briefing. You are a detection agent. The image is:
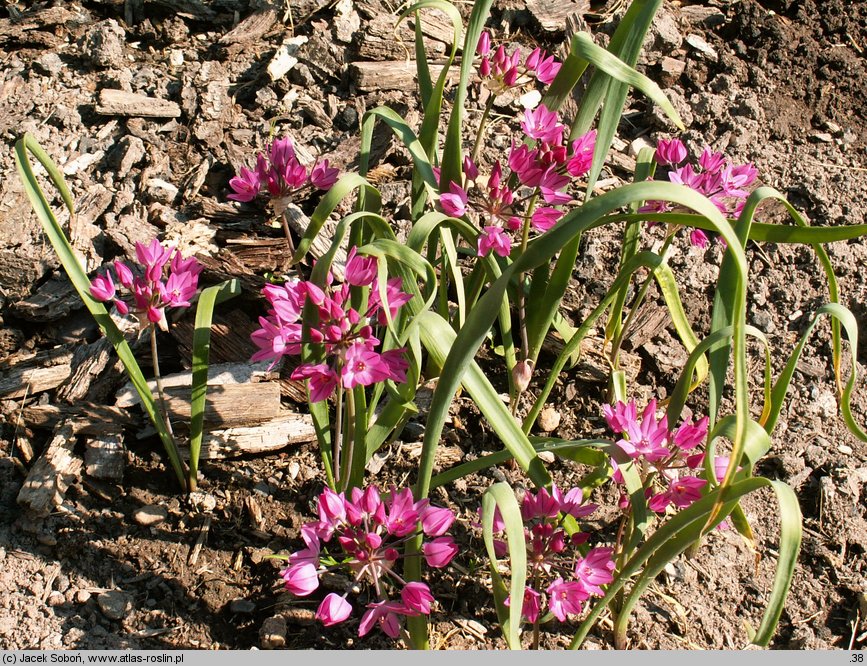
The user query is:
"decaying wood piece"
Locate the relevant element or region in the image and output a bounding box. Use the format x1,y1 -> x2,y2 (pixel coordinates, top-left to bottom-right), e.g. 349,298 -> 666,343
224,236 -> 294,273
357,15 -> 445,61
408,11 -> 457,49
525,0 -> 591,32
192,413 -> 315,459
23,403 -> 138,435
150,0 -> 217,21
17,422 -> 82,517
172,312 -> 263,369
0,349 -> 74,399
84,433 -> 125,481
165,383 -> 283,429
115,362 -> 278,406
10,275 -> 80,322
218,7 -> 278,57
0,6 -> 77,47
281,203 -> 347,272
542,333 -> 641,384
56,337 -> 116,403
349,61 -> 460,92
96,89 -> 182,118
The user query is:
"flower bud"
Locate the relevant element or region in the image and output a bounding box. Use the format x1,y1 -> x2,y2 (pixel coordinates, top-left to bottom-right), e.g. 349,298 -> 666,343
512,360 -> 534,394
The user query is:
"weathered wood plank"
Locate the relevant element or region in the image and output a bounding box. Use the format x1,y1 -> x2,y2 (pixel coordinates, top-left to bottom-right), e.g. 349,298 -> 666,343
192,413 -> 316,459
84,433 -> 125,481
96,89 -> 182,118
17,422 -> 82,517
349,61 -> 460,92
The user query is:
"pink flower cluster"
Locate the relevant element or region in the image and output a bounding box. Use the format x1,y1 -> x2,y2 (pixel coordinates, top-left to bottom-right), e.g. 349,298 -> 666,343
485,484 -> 614,624
250,248 -> 410,401
603,399 -> 724,513
281,486 -> 458,639
438,105 -> 596,257
89,239 -> 202,330
228,136 -> 339,203
476,31 -> 562,91
642,138 -> 759,248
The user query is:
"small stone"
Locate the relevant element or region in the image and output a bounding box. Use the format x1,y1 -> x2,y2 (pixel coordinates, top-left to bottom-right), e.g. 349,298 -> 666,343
145,178 -> 179,204
75,590 -> 91,604
628,136 -> 654,158
286,461 -> 300,480
538,407 -> 561,433
252,481 -> 273,497
229,598 -> 256,614
810,132 -> 834,143
34,53 -> 64,77
685,34 -> 718,61
537,451 -> 555,464
838,444 -> 853,455
659,56 -> 686,86
47,591 -> 66,607
84,19 -> 127,69
97,590 -> 131,620
133,505 -> 168,527
37,532 -> 57,547
259,616 -> 287,649
169,49 -> 184,67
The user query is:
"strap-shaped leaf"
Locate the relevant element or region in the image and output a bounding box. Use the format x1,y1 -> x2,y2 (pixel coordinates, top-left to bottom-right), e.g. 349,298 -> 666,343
482,483 -> 527,650
188,279 -> 241,490
14,134 -> 187,489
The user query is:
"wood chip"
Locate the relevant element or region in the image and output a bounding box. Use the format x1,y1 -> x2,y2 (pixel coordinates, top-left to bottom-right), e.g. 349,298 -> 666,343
96,89 -> 182,118
17,422 -> 82,517
525,0 -> 590,32
84,433 -> 125,481
194,413 -> 316,459
0,350 -> 73,399
349,61 -> 460,92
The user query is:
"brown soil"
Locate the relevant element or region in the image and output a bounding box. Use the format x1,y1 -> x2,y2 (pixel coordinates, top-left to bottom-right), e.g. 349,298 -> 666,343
0,0 -> 865,651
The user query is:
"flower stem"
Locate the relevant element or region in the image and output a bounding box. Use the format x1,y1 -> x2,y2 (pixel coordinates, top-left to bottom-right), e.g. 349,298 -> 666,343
150,326 -> 187,491
341,388 -> 356,492
470,96 -> 496,168
333,385 -> 344,489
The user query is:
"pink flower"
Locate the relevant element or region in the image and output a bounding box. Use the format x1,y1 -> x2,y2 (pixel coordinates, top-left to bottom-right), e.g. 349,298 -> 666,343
135,239 -> 172,283
613,399 -> 671,462
281,562 -> 319,596
698,146 -> 726,173
671,416 -> 708,450
525,47 -> 543,71
567,130 -> 596,178
369,277 -> 413,325
310,160 -> 339,190
359,601 -> 410,639
316,593 -> 352,626
418,503 -> 455,537
342,343 -> 390,389
114,261 -> 134,289
689,228 -> 709,248
478,226 -> 512,257
440,181 -> 468,217
668,476 -> 707,508
521,105 -> 565,145
291,363 -> 339,402
90,272 -> 116,302
509,142 -> 544,187
521,487 -> 560,521
574,547 -> 615,596
535,54 -> 561,84
161,269 -> 198,308
385,486 -> 419,537
539,167 -> 571,204
422,536 -> 457,568
380,349 -> 409,384
401,582 -> 434,614
547,578 -> 589,621
344,246 -> 377,287
552,485 -> 598,519
477,30 -> 491,56
463,155 -> 479,182
228,166 -> 261,202
654,138 -> 688,166
505,586 -> 541,623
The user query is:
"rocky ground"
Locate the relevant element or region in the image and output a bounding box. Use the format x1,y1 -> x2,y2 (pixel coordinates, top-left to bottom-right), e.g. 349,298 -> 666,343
0,0 -> 865,651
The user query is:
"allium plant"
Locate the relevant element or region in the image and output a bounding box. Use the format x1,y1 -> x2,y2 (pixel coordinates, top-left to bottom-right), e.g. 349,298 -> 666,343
228,135 -> 339,253
481,484 -> 612,649
279,485 -> 456,645
250,246 -> 412,489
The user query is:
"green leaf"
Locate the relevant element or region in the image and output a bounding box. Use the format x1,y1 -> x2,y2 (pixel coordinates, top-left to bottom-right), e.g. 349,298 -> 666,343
188,279 -> 241,489
14,133 -> 187,490
482,483 -> 527,650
